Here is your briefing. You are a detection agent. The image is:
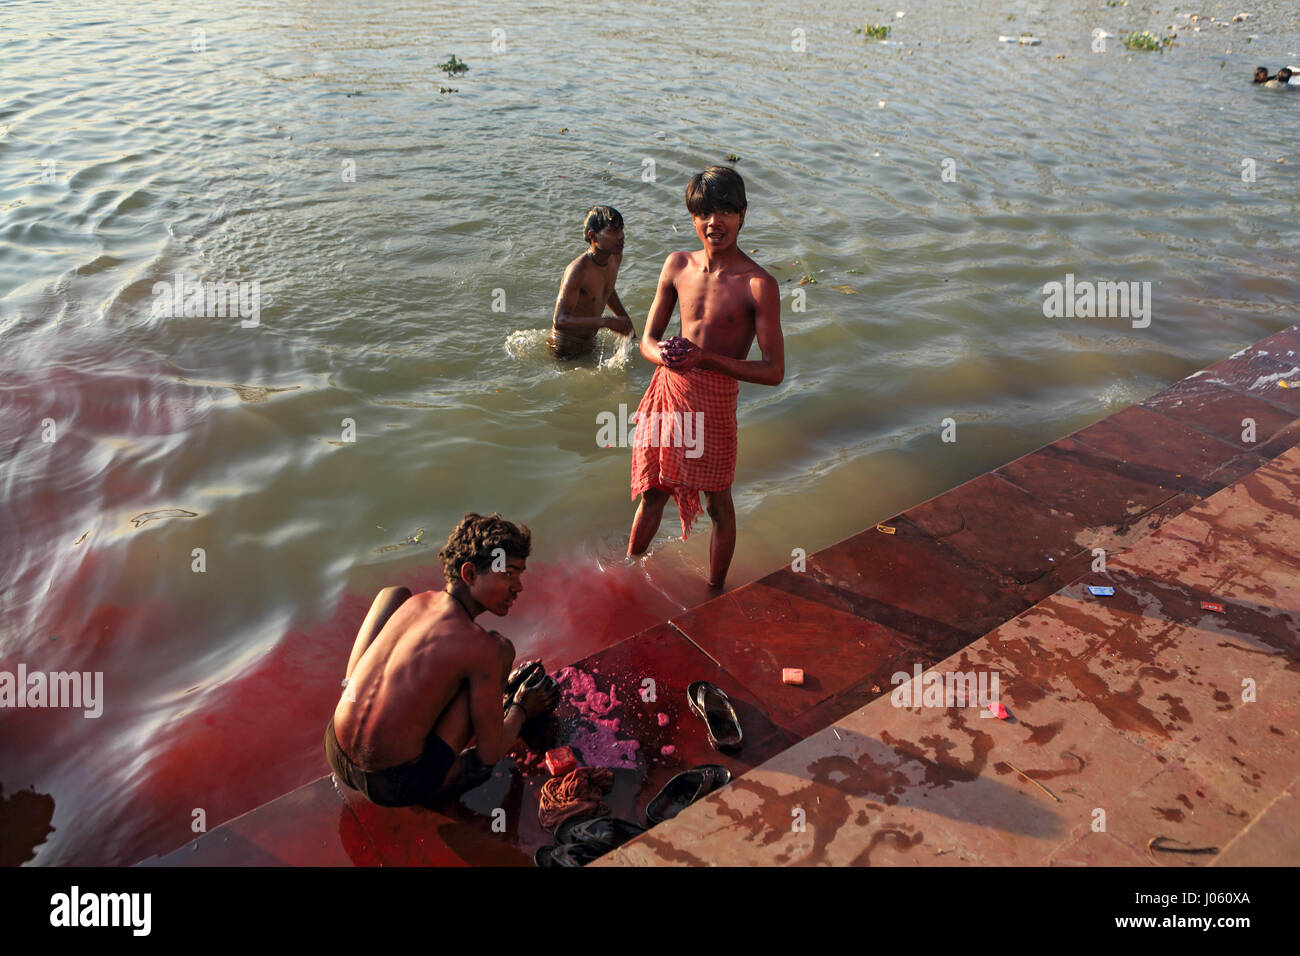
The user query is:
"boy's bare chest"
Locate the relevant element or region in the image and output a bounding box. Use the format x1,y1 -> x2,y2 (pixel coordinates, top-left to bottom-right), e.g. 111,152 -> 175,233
679,273 -> 752,326
579,264 -> 615,303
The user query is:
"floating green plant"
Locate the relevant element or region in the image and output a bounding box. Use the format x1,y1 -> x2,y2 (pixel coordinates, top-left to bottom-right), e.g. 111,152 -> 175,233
1123,30 -> 1171,51
439,53 -> 469,75
855,24 -> 890,40
725,153 -> 741,163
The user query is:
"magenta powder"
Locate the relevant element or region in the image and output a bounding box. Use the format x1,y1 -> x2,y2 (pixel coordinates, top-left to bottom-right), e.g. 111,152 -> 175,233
556,667 -> 640,768
657,713 -> 670,727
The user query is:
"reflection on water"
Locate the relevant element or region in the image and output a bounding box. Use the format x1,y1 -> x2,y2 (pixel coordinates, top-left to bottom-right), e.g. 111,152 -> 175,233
2,0 -> 1299,864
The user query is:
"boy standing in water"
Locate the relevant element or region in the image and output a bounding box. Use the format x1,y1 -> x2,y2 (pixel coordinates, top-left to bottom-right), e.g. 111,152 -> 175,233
548,205 -> 635,358
627,166 -> 784,589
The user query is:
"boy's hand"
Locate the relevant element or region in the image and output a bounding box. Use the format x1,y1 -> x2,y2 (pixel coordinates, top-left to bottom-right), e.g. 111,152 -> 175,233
663,340 -> 703,372
607,315 -> 634,336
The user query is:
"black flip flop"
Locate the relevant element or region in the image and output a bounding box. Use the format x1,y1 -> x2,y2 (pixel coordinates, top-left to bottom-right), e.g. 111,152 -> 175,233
534,841 -> 607,868
687,681 -> 744,752
556,815 -> 647,852
645,764 -> 732,826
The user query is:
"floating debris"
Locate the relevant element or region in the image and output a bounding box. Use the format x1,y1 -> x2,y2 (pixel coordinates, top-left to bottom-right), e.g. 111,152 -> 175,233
373,528 -> 426,553
831,285 -> 858,294
130,509 -> 198,529
438,53 -> 468,76
856,24 -> 891,40
1123,30 -> 1173,51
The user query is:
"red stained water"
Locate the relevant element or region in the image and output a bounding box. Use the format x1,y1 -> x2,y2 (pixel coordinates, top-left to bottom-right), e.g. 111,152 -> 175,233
1,539 -> 703,864
0,347 -> 765,866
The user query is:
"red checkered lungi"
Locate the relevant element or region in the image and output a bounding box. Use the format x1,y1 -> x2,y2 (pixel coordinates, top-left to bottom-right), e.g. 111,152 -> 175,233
630,365 -> 738,539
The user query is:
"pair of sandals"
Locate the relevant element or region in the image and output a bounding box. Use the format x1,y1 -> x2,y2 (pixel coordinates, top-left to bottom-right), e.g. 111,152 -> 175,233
534,815 -> 648,867
635,682 -> 740,824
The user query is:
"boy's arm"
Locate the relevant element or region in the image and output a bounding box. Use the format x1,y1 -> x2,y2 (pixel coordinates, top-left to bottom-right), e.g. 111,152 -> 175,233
552,261 -> 620,334
639,253 -> 686,365
604,288 -> 634,336
466,645 -> 524,765
697,275 -> 785,386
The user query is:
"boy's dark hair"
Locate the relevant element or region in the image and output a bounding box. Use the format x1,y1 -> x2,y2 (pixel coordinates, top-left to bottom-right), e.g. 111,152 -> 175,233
1279,67 -> 1294,82
439,512 -> 531,583
584,205 -> 623,243
685,166 -> 747,216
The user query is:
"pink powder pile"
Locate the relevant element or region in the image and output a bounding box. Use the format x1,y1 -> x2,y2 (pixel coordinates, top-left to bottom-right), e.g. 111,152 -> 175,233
556,667 -> 640,768
656,713 -> 670,727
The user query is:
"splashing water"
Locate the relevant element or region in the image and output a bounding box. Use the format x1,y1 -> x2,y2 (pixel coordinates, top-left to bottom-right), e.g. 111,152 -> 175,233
503,327 -> 633,371
597,332 -> 634,370
503,328 -> 551,361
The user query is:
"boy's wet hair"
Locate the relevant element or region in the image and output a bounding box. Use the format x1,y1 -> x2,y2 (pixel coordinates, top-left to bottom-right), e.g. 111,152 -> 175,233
584,205 -> 623,243
439,512 -> 531,582
685,166 -> 747,216
1254,66 -> 1270,82
1279,67 -> 1294,82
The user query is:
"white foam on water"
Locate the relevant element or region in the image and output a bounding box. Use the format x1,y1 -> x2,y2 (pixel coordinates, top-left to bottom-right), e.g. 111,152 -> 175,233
597,331 -> 634,370
503,327 -> 634,372
503,327 -> 550,360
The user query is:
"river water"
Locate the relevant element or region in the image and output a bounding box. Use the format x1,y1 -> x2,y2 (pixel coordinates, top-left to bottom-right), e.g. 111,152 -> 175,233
1,0 -> 1297,864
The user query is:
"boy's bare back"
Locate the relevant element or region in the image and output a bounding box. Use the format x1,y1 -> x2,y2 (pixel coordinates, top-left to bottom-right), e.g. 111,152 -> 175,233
334,591 -> 507,767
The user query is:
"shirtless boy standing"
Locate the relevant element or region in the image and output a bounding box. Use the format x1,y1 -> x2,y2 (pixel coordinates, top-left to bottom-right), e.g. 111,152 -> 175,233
548,205 -> 635,358
627,167 -> 784,589
325,513 -> 559,808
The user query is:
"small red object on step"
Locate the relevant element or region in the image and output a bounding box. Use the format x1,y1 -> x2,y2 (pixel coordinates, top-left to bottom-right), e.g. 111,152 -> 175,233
544,747 -> 578,776
782,668 -> 804,685
989,702 -> 1009,719
1201,601 -> 1225,613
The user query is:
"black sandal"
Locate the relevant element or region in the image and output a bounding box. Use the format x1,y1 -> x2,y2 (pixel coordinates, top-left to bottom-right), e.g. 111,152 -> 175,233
645,764 -> 732,826
556,815 -> 647,852
534,841 -> 607,867
687,681 -> 744,752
